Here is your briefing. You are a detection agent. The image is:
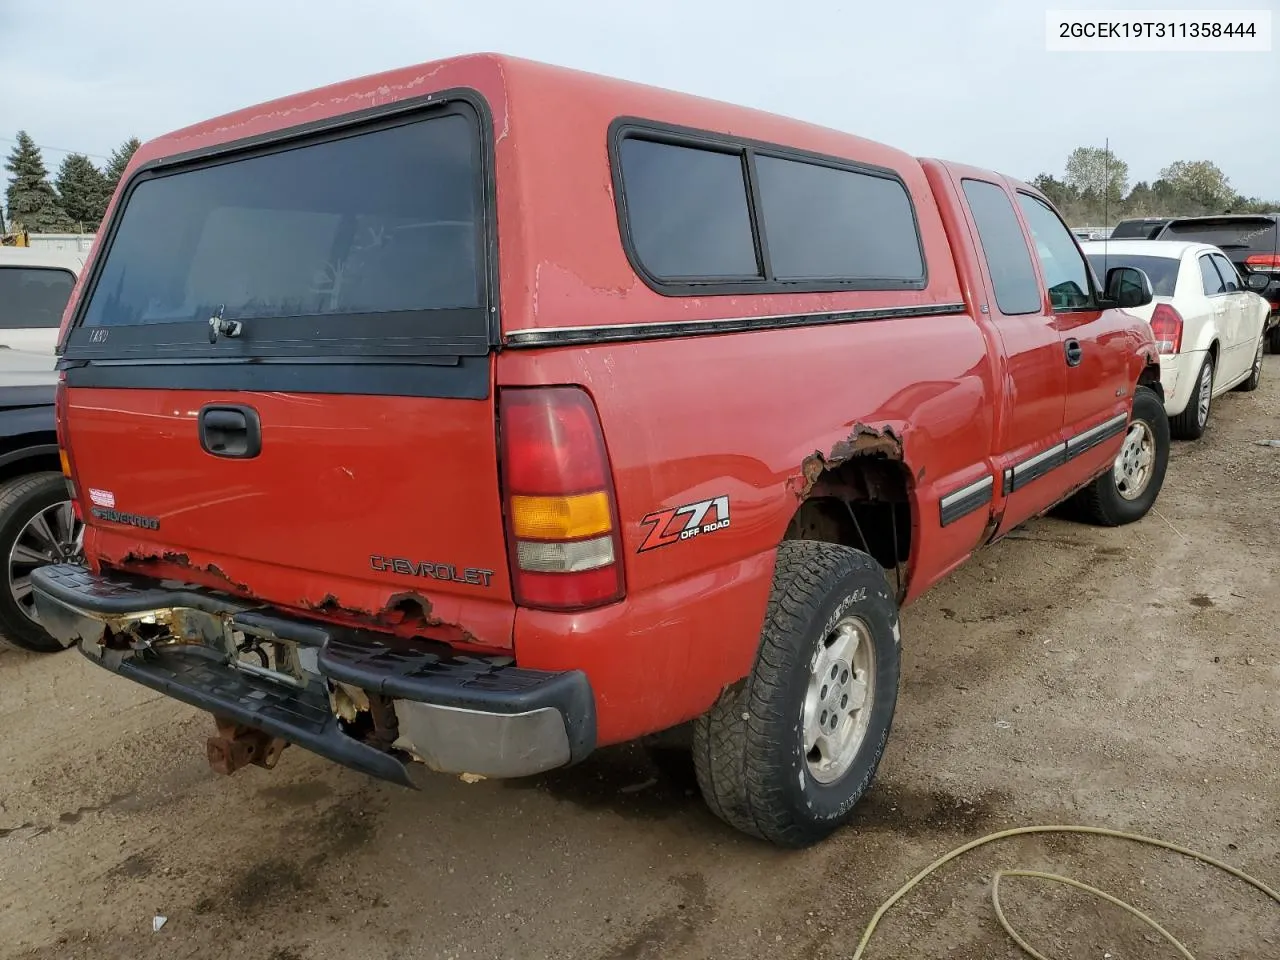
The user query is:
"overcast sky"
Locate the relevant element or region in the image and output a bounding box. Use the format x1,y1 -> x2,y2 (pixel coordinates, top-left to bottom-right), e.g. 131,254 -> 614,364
2,0 -> 1276,200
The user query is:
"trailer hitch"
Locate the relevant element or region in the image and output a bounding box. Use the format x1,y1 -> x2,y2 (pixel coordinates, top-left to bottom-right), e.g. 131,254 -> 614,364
206,716 -> 289,775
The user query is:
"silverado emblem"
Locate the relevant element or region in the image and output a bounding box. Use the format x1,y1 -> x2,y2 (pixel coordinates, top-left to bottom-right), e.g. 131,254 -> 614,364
90,506 -> 160,531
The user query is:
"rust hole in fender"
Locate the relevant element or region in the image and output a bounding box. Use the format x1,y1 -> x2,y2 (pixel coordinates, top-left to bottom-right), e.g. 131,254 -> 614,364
790,423 -> 904,501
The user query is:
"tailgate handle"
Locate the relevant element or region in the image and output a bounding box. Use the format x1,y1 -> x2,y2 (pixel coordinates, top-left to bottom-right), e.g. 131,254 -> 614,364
199,405 -> 261,459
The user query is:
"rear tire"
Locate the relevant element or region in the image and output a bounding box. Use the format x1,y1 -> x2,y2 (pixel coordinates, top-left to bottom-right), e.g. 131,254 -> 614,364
0,472 -> 82,653
1267,325 -> 1280,354
692,540 -> 900,848
1236,335 -> 1264,392
1074,386 -> 1169,528
1169,353 -> 1213,440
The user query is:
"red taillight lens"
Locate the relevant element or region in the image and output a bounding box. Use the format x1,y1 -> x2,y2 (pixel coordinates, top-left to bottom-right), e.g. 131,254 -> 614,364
498,386 -> 625,611
1245,254 -> 1280,273
54,373 -> 82,518
1149,303 -> 1184,355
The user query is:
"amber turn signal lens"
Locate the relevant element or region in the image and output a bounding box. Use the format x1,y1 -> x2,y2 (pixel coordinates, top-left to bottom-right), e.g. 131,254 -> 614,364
509,491 -> 612,541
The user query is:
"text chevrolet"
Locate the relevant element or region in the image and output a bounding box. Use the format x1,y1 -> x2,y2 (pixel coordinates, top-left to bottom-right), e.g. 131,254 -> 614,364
35,54 -> 1169,847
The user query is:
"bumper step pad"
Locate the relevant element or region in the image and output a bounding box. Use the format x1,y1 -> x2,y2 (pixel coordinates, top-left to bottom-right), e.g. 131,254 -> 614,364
103,643 -> 415,786
32,563 -> 596,783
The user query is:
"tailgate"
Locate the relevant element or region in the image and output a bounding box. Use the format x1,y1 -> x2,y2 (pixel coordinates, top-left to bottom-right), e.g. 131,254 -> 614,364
57,96 -> 514,646
64,385 -> 509,598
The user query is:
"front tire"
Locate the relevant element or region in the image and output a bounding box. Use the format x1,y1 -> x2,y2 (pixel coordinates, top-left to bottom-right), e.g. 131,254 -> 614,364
693,540 -> 901,848
1169,353 -> 1213,440
0,472 -> 83,653
1074,385 -> 1170,527
1236,335 -> 1264,392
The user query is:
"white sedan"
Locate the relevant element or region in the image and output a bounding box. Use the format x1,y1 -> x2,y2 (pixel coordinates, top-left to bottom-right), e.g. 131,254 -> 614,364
1082,239 -> 1270,440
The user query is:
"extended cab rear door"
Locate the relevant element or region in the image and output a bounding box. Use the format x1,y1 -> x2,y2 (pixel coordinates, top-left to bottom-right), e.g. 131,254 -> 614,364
940,169 -> 1068,533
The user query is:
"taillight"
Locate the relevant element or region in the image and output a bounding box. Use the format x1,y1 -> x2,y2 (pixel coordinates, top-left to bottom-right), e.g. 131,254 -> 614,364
54,372 -> 82,518
1149,303 -> 1184,355
1245,254 -> 1280,274
498,386 -> 625,611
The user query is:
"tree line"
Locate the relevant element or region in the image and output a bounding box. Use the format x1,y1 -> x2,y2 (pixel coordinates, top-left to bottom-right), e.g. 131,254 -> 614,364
1033,146 -> 1279,227
2,131 -> 140,235
5,131 -> 1278,237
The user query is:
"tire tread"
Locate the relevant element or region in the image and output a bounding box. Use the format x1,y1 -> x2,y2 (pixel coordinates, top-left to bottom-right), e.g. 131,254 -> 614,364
1237,337 -> 1264,392
1075,386 -> 1169,528
693,540 -> 894,846
1169,354 -> 1211,440
0,471 -> 74,653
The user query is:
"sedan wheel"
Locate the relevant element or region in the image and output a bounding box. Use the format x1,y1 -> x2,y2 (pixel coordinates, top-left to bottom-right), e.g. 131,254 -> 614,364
1195,362 -> 1212,427
10,499 -> 84,620
1169,354 -> 1214,441
0,472 -> 84,652
1237,337 -> 1264,392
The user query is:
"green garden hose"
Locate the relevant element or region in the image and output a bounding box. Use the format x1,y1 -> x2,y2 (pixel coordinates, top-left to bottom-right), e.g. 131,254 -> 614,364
849,825 -> 1280,960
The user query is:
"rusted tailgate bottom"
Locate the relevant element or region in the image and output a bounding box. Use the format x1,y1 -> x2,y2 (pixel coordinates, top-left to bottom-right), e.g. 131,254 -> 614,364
30,564 -> 596,784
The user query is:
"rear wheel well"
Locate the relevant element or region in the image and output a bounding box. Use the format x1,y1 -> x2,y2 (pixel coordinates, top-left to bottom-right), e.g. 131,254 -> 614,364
0,433 -> 60,489
1137,362 -> 1164,402
783,456 -> 912,600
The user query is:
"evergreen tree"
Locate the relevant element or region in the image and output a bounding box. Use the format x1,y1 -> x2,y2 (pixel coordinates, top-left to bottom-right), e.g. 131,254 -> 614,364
104,136 -> 141,195
3,131 -> 72,232
55,152 -> 110,230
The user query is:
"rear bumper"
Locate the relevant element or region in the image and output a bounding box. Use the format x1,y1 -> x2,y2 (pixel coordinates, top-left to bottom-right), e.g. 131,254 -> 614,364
30,564 -> 596,784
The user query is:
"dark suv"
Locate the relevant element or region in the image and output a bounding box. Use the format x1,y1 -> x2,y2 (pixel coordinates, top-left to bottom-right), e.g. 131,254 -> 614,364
1109,217 -> 1172,240
1153,214 -> 1280,350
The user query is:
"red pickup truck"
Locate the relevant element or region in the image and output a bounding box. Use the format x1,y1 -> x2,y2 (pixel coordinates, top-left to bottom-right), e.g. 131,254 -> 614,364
34,53 -> 1168,848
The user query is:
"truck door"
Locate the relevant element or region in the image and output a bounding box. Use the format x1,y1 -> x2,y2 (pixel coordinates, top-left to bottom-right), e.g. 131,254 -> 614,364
1014,192 -> 1134,492
953,176 -> 1068,532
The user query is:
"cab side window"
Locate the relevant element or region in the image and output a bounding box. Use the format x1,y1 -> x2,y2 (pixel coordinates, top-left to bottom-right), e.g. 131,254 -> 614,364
1015,194 -> 1094,311
1199,255 -> 1226,296
960,179 -> 1043,316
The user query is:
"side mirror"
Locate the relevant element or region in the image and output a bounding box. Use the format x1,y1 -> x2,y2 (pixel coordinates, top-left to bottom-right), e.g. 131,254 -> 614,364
1105,266 -> 1154,309
1245,272 -> 1271,292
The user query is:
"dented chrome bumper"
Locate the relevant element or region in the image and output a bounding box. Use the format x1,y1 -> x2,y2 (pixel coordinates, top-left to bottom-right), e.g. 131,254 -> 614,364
30,564 -> 596,783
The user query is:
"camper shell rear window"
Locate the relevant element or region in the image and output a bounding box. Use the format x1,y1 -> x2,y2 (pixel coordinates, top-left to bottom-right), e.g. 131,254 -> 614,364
610,120 -> 927,296
64,100 -> 492,361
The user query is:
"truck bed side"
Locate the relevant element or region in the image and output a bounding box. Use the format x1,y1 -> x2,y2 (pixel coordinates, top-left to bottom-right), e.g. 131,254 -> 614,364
498,310 -> 999,745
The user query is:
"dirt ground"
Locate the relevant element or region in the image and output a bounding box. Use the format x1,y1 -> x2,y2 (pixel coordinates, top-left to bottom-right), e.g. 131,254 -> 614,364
2,361 -> 1278,960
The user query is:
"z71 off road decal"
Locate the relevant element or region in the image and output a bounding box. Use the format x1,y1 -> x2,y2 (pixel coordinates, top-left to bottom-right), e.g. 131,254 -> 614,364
638,495 -> 731,552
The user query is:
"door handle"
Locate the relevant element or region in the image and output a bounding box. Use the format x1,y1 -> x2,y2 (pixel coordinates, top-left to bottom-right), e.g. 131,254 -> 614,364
199,404 -> 261,459
1064,338 -> 1083,367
